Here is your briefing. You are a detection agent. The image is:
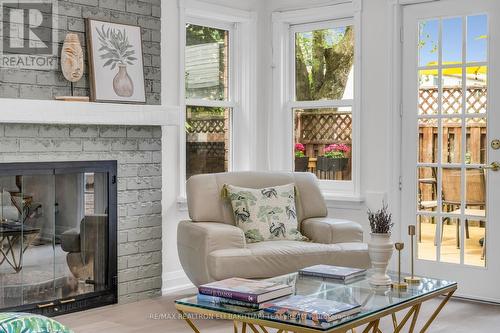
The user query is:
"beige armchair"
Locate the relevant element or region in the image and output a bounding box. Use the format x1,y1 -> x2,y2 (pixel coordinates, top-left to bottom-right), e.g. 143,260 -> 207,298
178,172 -> 369,286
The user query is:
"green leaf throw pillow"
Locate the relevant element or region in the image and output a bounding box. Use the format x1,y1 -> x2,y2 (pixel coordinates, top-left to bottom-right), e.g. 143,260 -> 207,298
0,313 -> 74,333
225,183 -> 308,243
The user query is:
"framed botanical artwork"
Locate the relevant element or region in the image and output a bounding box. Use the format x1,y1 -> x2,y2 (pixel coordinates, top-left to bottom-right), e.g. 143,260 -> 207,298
86,19 -> 146,103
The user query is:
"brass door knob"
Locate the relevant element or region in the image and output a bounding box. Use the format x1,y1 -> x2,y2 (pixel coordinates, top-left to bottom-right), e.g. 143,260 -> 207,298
481,161 -> 500,171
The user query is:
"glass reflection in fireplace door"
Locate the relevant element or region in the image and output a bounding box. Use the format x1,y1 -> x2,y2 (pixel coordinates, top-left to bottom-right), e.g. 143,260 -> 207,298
0,167 -> 110,310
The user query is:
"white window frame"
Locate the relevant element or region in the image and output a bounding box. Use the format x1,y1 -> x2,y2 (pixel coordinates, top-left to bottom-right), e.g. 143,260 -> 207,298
271,1 -> 362,199
179,0 -> 257,198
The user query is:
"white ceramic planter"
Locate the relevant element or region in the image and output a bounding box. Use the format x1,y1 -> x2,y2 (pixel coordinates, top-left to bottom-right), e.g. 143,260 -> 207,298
368,233 -> 394,286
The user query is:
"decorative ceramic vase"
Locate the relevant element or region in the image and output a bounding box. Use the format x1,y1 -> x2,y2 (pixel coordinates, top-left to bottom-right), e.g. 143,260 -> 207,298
113,64 -> 134,97
368,232 -> 393,286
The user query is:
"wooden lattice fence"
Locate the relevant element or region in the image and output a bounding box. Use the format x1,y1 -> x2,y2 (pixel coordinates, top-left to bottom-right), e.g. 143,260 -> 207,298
187,117 -> 225,138
419,87 -> 487,115
294,111 -> 352,160
186,113 -> 229,179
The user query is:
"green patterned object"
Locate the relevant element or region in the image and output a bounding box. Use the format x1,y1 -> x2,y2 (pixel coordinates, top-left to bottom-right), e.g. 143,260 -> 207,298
0,313 -> 74,333
225,183 -> 308,243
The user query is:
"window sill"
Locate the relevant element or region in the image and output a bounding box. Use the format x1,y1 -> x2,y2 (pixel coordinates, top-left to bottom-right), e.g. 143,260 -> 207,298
177,193 -> 364,213
322,192 -> 365,210
322,193 -> 364,203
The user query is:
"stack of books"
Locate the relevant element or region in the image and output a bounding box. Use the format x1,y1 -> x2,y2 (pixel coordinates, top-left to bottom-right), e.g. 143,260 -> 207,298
197,277 -> 294,309
299,265 -> 366,282
262,295 -> 361,323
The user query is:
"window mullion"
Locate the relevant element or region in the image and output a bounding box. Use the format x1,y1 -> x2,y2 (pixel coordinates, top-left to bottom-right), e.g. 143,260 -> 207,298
289,99 -> 354,109
185,99 -> 236,108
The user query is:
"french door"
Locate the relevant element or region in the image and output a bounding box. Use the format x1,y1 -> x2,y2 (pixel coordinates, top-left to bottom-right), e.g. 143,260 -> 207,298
402,0 -> 500,301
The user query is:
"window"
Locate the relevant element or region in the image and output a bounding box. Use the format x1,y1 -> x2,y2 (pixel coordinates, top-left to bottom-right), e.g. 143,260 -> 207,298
290,20 -> 356,184
184,22 -> 232,179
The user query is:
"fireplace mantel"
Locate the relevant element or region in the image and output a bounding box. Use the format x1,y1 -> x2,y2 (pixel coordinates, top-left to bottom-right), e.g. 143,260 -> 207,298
0,98 -> 179,126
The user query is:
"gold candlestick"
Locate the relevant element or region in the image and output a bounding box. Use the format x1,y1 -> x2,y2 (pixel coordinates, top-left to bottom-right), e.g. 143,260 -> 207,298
405,225 -> 421,284
392,242 -> 408,290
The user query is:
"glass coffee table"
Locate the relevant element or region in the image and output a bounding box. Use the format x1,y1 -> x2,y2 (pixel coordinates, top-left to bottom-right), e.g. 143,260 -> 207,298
175,272 -> 457,333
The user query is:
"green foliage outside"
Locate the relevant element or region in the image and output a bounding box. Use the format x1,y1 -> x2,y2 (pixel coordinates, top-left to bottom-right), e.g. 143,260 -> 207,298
295,26 -> 354,102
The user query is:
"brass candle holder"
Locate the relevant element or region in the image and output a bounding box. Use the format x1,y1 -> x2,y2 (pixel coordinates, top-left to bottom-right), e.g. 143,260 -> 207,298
405,225 -> 421,284
392,242 -> 408,290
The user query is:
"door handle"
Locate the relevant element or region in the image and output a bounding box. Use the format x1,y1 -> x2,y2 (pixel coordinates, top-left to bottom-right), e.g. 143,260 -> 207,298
481,161 -> 500,171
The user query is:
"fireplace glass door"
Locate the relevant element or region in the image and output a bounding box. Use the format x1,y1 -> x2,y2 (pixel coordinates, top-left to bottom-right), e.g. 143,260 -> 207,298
0,162 -> 116,314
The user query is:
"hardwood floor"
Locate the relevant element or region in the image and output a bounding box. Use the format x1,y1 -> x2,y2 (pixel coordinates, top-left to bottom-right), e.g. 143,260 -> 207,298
57,288 -> 500,333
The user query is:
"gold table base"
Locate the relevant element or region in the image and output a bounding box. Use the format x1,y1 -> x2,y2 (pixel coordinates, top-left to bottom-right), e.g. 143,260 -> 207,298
176,287 -> 456,333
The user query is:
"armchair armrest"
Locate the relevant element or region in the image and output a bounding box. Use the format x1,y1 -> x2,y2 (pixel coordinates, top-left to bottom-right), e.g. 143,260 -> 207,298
301,217 -> 364,244
177,220 -> 246,286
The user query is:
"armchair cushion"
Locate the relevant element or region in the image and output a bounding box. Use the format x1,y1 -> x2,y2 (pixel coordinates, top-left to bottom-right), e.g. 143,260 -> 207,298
301,217 -> 364,244
208,240 -> 369,281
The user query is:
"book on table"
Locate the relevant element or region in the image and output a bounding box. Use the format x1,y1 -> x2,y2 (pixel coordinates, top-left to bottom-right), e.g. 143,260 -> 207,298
198,277 -> 293,303
262,295 -> 361,323
299,265 -> 366,280
196,294 -> 267,309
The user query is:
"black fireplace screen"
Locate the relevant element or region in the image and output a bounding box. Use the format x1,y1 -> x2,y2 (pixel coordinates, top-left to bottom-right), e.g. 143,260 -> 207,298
0,161 -> 117,316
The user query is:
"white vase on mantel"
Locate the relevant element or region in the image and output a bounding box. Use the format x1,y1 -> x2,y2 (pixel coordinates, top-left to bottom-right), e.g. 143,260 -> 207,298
368,232 -> 394,286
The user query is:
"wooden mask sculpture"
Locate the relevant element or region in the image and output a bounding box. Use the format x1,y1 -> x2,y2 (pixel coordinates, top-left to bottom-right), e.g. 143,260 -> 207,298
61,33 -> 84,83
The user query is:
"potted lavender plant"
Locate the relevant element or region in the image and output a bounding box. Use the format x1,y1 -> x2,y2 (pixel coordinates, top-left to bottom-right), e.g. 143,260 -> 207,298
367,201 -> 394,286
294,143 -> 309,172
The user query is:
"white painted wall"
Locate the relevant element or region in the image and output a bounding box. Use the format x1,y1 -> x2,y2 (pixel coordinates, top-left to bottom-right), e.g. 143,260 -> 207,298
161,0 -> 398,292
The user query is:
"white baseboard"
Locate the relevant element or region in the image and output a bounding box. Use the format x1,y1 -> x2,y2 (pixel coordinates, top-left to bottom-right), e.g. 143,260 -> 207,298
162,269 -> 194,295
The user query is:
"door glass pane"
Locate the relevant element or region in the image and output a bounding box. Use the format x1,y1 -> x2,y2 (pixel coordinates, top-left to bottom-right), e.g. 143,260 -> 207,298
186,106 -> 231,179
464,169 -> 486,267
293,107 -> 352,181
440,217 -> 460,264
442,168 -> 462,213
466,66 -> 487,114
465,168 -> 486,208
466,15 -> 487,63
417,167 -> 438,212
442,17 -> 462,64
418,118 -> 438,163
294,25 -> 354,101
417,215 -> 437,261
419,69 -> 438,115
442,68 -> 462,115
442,118 -> 462,163
466,118 -> 487,164
464,219 -> 486,267
185,24 -> 229,101
418,19 -> 439,67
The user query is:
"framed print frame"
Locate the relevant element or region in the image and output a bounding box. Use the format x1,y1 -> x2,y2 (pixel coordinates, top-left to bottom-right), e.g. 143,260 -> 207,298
86,19 -> 146,103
